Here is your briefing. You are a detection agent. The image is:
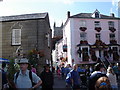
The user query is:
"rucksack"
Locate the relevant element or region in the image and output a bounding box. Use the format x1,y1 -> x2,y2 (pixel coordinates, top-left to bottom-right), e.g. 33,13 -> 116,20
95,76 -> 111,90
65,70 -> 73,85
15,71 -> 35,86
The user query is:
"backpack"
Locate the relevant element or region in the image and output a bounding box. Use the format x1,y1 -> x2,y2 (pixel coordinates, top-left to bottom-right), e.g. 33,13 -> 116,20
95,76 -> 111,90
65,70 -> 73,85
15,71 -> 35,86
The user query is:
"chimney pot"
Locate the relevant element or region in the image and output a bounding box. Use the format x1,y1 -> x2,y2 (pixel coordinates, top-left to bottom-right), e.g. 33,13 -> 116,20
110,13 -> 115,17
67,11 -> 70,18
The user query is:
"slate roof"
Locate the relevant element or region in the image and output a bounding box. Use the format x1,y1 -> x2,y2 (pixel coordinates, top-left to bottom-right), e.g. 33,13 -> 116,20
70,13 -> 119,19
0,13 -> 48,22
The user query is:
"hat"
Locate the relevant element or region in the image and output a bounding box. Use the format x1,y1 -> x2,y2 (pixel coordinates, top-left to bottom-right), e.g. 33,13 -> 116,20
18,58 -> 29,64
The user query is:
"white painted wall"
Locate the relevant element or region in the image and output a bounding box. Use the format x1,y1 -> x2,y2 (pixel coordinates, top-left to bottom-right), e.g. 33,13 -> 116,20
63,17 -> 119,65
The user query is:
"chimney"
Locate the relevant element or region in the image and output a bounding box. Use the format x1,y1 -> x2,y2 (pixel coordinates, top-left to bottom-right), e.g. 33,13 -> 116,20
110,13 -> 115,17
67,11 -> 70,18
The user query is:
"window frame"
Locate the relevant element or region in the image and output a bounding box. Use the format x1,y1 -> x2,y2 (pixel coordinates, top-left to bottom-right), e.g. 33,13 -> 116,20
108,21 -> 114,28
80,32 -> 87,41
80,20 -> 86,27
96,33 -> 101,40
94,21 -> 100,27
12,29 -> 21,45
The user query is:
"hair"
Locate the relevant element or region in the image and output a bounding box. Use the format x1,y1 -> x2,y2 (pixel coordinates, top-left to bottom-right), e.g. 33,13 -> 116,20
107,67 -> 115,75
95,76 -> 111,90
2,62 -> 6,68
94,63 -> 104,71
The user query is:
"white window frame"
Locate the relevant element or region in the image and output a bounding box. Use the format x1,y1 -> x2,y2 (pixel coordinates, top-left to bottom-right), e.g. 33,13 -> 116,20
95,21 -> 100,27
12,29 -> 21,45
108,21 -> 114,28
80,32 -> 87,41
80,20 -> 86,27
96,33 -> 101,40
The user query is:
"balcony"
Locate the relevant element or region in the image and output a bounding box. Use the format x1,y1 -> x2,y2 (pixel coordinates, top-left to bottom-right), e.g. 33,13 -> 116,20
95,27 -> 102,32
79,27 -> 87,31
109,27 -> 116,32
110,40 -> 117,44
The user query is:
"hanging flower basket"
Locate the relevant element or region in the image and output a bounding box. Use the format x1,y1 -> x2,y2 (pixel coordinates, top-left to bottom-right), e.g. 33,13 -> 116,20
79,27 -> 87,31
109,27 -> 116,32
80,40 -> 88,44
95,27 -> 102,32
38,50 -> 44,57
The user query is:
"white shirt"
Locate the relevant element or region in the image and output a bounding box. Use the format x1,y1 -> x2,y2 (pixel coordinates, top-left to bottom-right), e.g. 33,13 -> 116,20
14,70 -> 41,88
106,73 -> 118,86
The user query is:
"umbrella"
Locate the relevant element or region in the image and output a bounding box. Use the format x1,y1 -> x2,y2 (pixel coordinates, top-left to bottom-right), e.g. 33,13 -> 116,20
0,58 -> 10,63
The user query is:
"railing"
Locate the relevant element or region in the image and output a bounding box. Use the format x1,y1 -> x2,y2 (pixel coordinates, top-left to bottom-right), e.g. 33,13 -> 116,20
99,57 -> 112,69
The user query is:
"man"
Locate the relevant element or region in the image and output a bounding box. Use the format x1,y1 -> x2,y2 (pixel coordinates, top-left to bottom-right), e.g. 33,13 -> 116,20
14,58 -> 42,89
71,64 -> 81,90
40,64 -> 54,90
88,63 -> 107,90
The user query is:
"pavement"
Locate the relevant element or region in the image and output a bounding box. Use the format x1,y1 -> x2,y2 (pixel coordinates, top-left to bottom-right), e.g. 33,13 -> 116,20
53,73 -> 120,90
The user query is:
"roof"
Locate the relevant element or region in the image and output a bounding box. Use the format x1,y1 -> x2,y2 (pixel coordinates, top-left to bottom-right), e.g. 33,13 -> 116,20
70,13 -> 119,19
0,13 -> 48,22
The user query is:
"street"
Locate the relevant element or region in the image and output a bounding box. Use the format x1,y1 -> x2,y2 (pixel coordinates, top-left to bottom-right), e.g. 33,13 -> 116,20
53,73 -> 120,90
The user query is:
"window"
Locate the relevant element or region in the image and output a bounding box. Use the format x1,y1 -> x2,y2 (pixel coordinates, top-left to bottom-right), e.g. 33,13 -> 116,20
80,32 -> 87,40
12,29 -> 21,45
108,21 -> 114,28
80,20 -> 86,27
95,12 -> 100,18
110,33 -> 115,40
96,33 -> 101,40
95,21 -> 100,27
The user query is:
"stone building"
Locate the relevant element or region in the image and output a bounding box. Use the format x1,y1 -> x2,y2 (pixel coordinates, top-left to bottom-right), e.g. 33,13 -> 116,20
0,13 -> 52,73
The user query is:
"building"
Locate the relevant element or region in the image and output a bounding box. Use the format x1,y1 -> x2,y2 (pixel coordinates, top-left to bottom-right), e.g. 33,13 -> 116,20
0,13 -> 52,73
56,10 -> 120,66
53,22 -> 63,38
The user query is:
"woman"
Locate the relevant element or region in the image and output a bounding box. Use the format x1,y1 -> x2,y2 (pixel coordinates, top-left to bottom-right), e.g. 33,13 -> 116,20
106,67 -> 118,90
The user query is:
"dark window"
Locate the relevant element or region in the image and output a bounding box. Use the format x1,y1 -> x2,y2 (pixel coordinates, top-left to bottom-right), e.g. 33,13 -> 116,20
110,33 -> 115,40
95,12 -> 99,18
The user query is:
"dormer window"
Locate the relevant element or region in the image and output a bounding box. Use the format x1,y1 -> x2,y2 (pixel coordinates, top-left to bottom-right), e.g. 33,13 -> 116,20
95,12 -> 99,18
92,9 -> 100,18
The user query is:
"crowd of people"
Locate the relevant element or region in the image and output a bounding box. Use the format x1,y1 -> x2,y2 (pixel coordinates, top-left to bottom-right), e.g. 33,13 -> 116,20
1,57 -> 120,90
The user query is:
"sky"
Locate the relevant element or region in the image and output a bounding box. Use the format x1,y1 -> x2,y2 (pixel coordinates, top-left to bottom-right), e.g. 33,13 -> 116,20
0,0 -> 119,29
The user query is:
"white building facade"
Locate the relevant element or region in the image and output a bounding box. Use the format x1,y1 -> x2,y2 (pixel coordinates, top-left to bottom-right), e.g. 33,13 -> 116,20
60,10 -> 120,66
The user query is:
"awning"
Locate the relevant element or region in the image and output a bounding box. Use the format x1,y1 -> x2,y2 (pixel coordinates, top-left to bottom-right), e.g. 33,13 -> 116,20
0,58 -> 10,63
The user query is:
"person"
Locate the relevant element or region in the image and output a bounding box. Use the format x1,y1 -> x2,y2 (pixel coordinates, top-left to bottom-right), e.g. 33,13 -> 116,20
57,67 -> 61,79
61,64 -> 65,78
14,58 -> 42,89
113,63 -> 119,80
71,64 -> 81,90
40,64 -> 54,90
31,65 -> 36,73
88,63 -> 108,90
65,64 -> 71,77
2,62 -> 7,89
107,67 -> 118,90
